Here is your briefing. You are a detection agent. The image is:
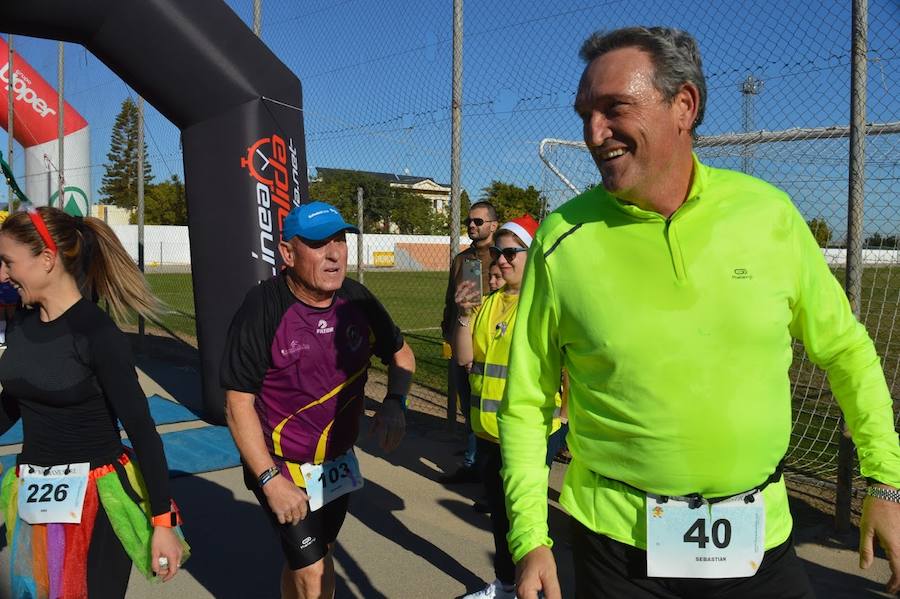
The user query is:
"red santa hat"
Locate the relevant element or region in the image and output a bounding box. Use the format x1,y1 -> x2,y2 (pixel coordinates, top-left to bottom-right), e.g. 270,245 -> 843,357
497,214 -> 539,247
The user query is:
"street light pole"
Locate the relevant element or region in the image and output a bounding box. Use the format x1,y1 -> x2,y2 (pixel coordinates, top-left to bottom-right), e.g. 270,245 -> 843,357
740,75 -> 763,175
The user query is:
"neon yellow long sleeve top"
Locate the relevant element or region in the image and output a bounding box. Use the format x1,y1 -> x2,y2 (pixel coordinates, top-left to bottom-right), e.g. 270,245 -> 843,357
498,155 -> 900,562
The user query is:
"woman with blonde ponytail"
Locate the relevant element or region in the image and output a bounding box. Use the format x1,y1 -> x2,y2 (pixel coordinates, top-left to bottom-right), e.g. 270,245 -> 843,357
78,215 -> 160,320
0,206 -> 189,598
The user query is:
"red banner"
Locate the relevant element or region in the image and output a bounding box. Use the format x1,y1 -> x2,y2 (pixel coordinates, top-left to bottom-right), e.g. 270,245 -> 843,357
0,37 -> 87,148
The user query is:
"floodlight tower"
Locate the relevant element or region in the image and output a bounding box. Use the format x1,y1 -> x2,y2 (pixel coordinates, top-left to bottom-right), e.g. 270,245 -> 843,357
740,74 -> 764,174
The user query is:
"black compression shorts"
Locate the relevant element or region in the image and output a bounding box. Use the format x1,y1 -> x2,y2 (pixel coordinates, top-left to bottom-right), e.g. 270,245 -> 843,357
244,465 -> 351,570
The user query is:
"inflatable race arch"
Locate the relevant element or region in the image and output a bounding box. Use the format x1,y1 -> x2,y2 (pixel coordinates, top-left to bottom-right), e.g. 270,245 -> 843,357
0,0 -> 309,424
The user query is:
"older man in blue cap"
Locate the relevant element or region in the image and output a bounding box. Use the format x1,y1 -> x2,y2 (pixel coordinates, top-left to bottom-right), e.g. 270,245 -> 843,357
221,201 -> 416,599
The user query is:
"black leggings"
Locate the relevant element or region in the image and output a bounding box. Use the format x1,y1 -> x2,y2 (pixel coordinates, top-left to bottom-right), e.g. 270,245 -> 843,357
86,505 -> 133,598
571,518 -> 815,599
476,438 -> 516,586
476,433 -> 564,586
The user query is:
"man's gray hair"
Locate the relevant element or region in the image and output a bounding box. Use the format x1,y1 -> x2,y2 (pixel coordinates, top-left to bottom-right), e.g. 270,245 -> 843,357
579,27 -> 707,133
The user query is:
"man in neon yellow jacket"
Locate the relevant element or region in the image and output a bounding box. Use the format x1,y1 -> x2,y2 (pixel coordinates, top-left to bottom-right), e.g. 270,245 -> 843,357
499,26 -> 900,599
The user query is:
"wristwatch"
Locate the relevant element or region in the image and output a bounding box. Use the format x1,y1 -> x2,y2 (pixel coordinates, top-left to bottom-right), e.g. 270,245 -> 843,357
867,485 -> 900,504
151,500 -> 183,527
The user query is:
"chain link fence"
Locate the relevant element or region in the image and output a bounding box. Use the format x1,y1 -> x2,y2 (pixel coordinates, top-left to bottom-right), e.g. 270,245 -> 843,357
3,0 -> 897,510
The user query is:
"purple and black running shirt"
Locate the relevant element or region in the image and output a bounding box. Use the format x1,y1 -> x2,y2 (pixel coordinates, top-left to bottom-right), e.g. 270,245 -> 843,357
221,274 -> 403,483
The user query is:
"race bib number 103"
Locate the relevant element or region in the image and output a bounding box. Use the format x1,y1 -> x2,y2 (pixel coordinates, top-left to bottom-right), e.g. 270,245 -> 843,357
300,450 -> 364,512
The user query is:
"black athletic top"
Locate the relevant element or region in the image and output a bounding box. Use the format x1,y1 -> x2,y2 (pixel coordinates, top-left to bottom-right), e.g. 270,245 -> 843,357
0,298 -> 170,515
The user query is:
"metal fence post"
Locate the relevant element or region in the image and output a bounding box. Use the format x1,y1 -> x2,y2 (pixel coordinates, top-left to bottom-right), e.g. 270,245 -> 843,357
356,186 -> 364,285
837,0 -> 868,534
57,42 -> 64,209
252,0 -> 262,37
446,0 -> 463,428
6,36 -> 13,207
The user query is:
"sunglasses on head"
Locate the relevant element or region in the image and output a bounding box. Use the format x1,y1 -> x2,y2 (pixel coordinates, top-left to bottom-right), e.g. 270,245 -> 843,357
464,217 -> 496,226
490,246 -> 528,262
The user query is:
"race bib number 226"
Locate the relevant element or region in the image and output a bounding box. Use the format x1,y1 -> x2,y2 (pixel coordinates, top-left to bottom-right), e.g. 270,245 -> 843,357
17,463 -> 90,525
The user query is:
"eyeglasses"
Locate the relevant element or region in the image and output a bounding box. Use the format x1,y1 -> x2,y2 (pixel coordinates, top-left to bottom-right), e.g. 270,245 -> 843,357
464,217 -> 496,226
490,246 -> 528,262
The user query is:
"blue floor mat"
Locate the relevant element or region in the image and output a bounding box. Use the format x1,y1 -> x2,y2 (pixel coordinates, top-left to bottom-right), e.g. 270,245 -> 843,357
157,426 -> 240,477
145,394 -> 201,425
0,425 -> 239,478
0,423 -> 24,446
0,395 -> 198,447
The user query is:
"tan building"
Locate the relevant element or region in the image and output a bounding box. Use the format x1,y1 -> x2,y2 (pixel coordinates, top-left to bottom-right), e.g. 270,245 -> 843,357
315,168 -> 451,215
93,203 -> 135,224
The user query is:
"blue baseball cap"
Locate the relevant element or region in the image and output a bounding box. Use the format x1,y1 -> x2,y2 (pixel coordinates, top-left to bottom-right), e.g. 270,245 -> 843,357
282,201 -> 360,241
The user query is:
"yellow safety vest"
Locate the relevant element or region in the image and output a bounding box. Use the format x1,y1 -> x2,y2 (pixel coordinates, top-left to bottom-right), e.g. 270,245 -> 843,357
469,289 -> 561,442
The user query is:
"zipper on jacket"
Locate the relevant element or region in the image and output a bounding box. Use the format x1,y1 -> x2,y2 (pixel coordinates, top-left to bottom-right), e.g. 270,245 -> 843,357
664,216 -> 688,283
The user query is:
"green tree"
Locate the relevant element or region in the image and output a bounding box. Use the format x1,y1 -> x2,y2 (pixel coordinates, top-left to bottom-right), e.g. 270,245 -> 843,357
864,233 -> 898,249
309,171 -> 392,233
455,189 -> 471,235
460,189 -> 471,215
433,189 -> 474,236
480,180 -> 544,223
130,175 -> 187,225
806,218 -> 831,248
392,190 -> 443,234
100,98 -> 153,209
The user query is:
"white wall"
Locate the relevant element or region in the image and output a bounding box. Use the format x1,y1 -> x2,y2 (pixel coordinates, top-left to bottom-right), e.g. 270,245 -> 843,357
109,225 -> 468,268
110,225 -> 192,265
108,225 -> 900,269
823,248 -> 900,266
351,233 -> 470,267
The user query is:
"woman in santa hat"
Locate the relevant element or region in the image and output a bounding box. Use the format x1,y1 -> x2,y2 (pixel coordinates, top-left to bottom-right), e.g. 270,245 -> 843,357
452,214 -> 563,599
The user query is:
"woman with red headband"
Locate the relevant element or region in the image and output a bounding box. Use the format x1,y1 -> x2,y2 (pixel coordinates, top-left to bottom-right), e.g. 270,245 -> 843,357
0,206 -> 188,598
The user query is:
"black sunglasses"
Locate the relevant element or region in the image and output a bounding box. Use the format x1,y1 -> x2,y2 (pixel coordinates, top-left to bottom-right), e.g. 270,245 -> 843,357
490,246 -> 528,262
464,217 -> 496,226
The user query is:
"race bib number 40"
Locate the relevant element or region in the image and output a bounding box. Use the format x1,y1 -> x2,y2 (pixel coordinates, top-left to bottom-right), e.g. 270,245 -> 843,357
646,491 -> 765,579
300,450 -> 364,512
17,463 -> 90,524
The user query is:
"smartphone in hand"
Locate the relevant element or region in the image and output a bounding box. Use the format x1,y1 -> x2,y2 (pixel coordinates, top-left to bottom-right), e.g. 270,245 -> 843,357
460,259 -> 483,304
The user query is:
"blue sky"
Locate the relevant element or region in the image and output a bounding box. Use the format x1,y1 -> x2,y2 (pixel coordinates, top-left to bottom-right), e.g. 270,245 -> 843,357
1,0 -> 898,235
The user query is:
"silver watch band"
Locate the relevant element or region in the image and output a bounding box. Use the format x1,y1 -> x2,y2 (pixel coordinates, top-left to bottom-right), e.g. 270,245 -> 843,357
867,486 -> 900,503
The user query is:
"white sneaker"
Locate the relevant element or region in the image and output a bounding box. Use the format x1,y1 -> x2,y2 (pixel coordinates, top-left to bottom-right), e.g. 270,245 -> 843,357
461,579 -> 516,599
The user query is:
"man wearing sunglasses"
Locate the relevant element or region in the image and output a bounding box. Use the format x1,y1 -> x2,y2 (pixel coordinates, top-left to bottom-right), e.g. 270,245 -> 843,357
439,201 -> 499,484
500,26 -> 900,599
